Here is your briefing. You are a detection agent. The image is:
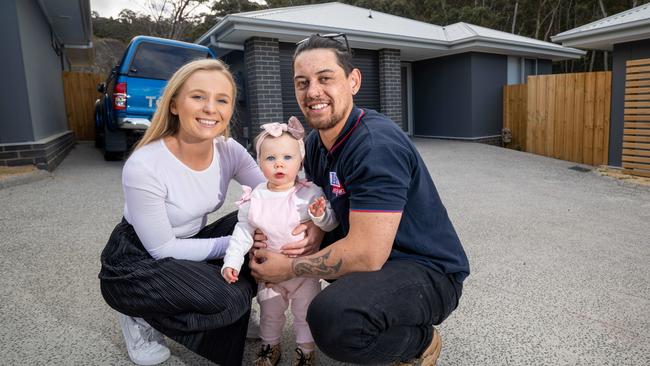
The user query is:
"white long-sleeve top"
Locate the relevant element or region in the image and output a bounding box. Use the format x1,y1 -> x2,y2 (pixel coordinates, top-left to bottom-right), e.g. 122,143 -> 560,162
222,182 -> 339,274
122,137 -> 265,261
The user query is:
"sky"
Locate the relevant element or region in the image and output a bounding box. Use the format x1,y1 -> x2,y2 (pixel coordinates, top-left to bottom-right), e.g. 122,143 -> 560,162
90,0 -> 212,18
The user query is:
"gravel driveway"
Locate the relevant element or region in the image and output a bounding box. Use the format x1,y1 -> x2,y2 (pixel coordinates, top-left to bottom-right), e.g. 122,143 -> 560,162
1,140 -> 648,365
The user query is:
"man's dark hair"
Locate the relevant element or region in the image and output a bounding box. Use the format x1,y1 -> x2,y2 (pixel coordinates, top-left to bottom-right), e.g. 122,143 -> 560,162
293,34 -> 355,76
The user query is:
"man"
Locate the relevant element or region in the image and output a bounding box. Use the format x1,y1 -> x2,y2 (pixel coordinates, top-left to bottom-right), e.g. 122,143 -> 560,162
250,34 -> 470,365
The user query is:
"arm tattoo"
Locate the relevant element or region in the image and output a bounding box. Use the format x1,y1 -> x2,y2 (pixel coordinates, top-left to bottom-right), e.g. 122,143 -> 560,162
292,250 -> 342,277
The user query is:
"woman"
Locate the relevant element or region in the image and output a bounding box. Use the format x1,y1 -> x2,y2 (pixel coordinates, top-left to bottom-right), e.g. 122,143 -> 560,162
98,59 -> 318,366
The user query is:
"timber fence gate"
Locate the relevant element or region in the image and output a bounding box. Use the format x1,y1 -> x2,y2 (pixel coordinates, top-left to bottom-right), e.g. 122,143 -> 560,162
62,71 -> 102,141
503,71 -> 611,166
623,58 -> 650,178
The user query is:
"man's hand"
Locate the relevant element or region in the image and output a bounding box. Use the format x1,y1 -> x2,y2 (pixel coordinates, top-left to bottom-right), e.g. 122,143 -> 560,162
250,248 -> 295,283
252,229 -> 268,251
281,221 -> 324,257
222,267 -> 239,284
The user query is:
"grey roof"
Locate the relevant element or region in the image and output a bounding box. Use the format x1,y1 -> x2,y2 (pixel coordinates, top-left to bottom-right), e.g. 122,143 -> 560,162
197,2 -> 584,61
552,3 -> 650,50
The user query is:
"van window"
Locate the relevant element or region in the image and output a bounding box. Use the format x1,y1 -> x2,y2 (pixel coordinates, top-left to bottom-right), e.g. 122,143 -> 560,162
127,42 -> 211,80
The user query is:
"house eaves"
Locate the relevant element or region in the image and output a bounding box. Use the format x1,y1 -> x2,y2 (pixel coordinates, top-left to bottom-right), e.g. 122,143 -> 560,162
552,3 -> 650,51
447,23 -> 585,61
197,15 -> 450,62
197,2 -> 584,62
36,0 -> 94,65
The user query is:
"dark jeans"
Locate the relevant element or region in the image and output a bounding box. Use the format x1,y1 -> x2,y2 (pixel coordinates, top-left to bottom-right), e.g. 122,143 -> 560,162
99,212 -> 255,366
307,260 -> 462,364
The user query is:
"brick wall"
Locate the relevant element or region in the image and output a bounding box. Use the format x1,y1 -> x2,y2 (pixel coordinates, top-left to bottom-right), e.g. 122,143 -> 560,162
244,37 -> 284,142
378,49 -> 402,129
0,131 -> 75,171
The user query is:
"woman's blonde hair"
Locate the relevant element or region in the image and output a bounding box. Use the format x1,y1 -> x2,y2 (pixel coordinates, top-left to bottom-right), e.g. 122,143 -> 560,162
134,58 -> 237,150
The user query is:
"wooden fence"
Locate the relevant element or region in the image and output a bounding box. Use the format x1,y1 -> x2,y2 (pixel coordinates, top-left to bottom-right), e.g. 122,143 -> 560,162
503,71 -> 611,166
62,72 -> 102,140
503,83 -> 527,150
622,58 -> 650,178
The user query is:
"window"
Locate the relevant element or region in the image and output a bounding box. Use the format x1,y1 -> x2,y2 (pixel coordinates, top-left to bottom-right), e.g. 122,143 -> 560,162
523,58 -> 538,79
507,57 -> 541,84
127,42 -> 211,80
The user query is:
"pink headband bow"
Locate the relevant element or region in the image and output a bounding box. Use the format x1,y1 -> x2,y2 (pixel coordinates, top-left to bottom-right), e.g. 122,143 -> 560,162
255,116 -> 306,160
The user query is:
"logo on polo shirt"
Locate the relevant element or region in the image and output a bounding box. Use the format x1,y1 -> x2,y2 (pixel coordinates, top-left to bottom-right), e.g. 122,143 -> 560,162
329,171 -> 346,196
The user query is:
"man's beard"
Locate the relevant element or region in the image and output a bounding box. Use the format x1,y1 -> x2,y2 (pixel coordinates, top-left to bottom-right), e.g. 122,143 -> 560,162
306,114 -> 340,131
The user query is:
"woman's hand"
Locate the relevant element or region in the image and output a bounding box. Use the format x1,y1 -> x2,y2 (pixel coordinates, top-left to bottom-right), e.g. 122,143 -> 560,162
281,221 -> 324,257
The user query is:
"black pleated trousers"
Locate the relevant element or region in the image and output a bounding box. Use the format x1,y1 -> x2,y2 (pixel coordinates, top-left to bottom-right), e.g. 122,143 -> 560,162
98,211 -> 255,366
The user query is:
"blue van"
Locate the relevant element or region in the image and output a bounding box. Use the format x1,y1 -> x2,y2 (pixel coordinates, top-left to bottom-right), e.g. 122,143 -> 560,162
95,36 -> 216,160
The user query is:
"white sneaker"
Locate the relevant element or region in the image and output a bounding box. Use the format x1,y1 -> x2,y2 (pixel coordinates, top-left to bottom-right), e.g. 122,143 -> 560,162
119,313 -> 171,365
247,306 -> 261,339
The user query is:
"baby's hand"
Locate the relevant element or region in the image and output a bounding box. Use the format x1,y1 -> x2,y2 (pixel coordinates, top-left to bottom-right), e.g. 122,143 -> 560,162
309,196 -> 327,217
222,267 -> 239,283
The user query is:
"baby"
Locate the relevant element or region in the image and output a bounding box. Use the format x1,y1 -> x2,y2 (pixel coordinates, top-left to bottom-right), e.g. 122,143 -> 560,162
222,117 -> 338,366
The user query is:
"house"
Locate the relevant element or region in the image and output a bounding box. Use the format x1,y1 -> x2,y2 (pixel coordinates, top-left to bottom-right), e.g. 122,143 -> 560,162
0,0 -> 92,170
197,2 -> 584,146
552,3 -> 650,169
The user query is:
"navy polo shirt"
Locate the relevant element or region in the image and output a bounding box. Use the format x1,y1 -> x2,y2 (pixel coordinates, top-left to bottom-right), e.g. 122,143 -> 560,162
304,107 -> 470,283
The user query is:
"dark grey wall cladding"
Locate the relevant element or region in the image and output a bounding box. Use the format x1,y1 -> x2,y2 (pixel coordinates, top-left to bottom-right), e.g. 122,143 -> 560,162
0,0 -> 33,143
413,52 -> 507,139
279,43 -> 379,134
16,0 -> 68,140
0,131 -> 75,171
470,52 -> 508,137
412,53 -> 473,137
610,38 -> 650,167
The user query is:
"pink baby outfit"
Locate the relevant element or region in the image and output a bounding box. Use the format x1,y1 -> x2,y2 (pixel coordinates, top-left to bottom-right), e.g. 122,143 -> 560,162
223,180 -> 338,346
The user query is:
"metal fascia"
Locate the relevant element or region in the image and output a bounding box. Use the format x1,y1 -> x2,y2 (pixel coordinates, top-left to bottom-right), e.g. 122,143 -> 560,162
552,17 -> 650,42
209,35 -> 244,51
195,15 -> 234,44
451,36 -> 585,59
552,23 -> 650,51
451,39 -> 585,61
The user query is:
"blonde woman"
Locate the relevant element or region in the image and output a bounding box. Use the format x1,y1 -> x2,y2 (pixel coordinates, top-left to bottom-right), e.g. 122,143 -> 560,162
98,59 -> 320,366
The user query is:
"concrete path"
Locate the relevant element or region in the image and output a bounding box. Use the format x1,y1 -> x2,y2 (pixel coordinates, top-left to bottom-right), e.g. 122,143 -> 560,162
1,140 -> 648,365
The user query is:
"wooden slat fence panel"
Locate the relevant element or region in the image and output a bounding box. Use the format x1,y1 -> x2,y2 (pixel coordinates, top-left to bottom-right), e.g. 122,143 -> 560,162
573,74 -> 585,162
566,73 -> 578,162
528,76 -> 538,154
503,71 -> 611,166
62,72 -> 102,140
622,58 -> 650,178
503,83 -> 527,150
554,74 -> 566,159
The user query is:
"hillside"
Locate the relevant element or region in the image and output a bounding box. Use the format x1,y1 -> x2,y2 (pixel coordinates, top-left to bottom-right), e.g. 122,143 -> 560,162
72,37 -> 126,76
